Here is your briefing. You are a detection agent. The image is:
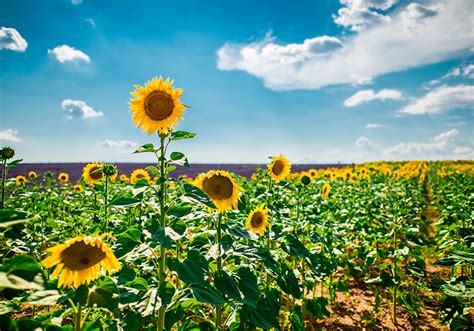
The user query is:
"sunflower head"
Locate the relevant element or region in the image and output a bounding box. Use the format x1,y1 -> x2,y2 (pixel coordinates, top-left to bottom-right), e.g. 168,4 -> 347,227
322,183 -> 331,198
42,235 -> 121,288
73,184 -> 83,192
129,76 -> 188,135
83,162 -> 104,185
15,175 -> 27,186
194,170 -> 243,213
246,205 -> 269,236
102,163 -> 118,177
119,174 -> 129,183
308,168 -> 318,179
268,154 -> 291,183
0,146 -> 15,160
28,171 -> 38,180
58,173 -> 69,183
130,169 -> 151,184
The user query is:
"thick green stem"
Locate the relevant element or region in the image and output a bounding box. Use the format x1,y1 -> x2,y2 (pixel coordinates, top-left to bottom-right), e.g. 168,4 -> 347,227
157,135 -> 167,331
74,302 -> 82,331
392,224 -> 398,325
216,213 -> 223,328
104,176 -> 109,230
266,177 -> 273,289
1,159 -> 7,209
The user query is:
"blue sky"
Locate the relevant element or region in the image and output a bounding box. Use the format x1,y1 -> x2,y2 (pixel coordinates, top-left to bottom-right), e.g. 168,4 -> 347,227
0,0 -> 473,163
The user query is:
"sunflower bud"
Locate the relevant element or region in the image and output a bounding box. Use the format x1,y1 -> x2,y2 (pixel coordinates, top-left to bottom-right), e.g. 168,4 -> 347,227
102,163 -> 117,177
1,146 -> 15,160
301,175 -> 311,186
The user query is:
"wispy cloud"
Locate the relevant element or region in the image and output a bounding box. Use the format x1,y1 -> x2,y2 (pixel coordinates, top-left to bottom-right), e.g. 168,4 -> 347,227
100,139 -> 137,149
366,123 -> 384,128
0,129 -> 21,142
0,27 -> 28,52
400,84 -> 474,115
48,45 -> 90,64
344,89 -> 403,107
217,0 -> 472,90
61,99 -> 103,119
85,18 -> 96,28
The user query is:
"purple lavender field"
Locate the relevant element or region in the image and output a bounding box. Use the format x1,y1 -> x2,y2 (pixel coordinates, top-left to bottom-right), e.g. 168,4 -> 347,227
9,163 -> 348,183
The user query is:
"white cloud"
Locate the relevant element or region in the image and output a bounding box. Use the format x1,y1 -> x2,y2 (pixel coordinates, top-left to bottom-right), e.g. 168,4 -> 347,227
344,88 -> 403,107
85,18 -> 96,28
61,99 -> 103,119
217,0 -> 472,90
366,123 -> 384,128
333,0 -> 399,31
356,128 -> 474,159
400,84 -> 474,115
48,45 -> 90,63
400,2 -> 439,30
100,140 -> 137,149
429,63 -> 474,85
0,129 -> 21,142
0,27 -> 28,52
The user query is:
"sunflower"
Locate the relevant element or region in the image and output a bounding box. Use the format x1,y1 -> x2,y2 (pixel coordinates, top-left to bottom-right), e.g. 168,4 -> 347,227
246,205 -> 269,236
15,175 -> 27,186
73,184 -> 83,192
129,76 -> 187,135
130,169 -> 151,184
194,170 -> 242,213
83,162 -> 104,185
268,154 -> 291,183
308,168 -> 318,179
28,171 -> 38,180
119,174 -> 129,183
42,235 -> 121,288
321,183 -> 331,198
58,173 -> 69,183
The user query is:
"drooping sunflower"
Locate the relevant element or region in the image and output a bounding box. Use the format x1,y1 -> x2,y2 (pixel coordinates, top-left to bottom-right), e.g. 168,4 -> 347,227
42,235 -> 121,288
73,184 -> 83,192
130,169 -> 151,184
246,205 -> 270,236
83,162 -> 104,185
129,76 -> 187,135
321,183 -> 331,198
28,171 -> 38,180
15,175 -> 27,186
194,170 -> 243,213
268,154 -> 291,183
58,173 -> 69,183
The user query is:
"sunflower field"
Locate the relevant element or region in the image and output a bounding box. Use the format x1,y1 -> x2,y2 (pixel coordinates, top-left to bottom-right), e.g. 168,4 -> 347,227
1,77 -> 473,330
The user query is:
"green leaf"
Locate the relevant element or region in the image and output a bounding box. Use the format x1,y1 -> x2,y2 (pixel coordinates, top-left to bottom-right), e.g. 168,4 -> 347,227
236,267 -> 259,308
171,131 -> 196,141
0,210 -> 30,228
0,272 -> 43,290
88,277 -> 119,313
128,277 -> 149,291
116,228 -> 142,258
182,183 -> 216,209
145,166 -> 160,176
168,250 -> 209,286
305,297 -> 330,319
170,152 -> 190,168
214,270 -> 242,301
191,284 -> 225,305
289,305 -> 304,331
276,263 -> 301,299
133,143 -> 157,154
7,159 -> 23,168
281,235 -> 310,257
150,226 -> 183,249
168,204 -> 193,218
159,281 -> 175,307
24,290 -> 63,305
109,196 -> 141,206
241,290 -> 280,329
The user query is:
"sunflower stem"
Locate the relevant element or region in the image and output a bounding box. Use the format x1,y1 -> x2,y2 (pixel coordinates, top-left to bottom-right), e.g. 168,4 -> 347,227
216,212 -> 223,329
265,176 -> 273,289
157,134 -> 168,331
1,159 -> 7,209
74,302 -> 82,331
104,175 -> 109,231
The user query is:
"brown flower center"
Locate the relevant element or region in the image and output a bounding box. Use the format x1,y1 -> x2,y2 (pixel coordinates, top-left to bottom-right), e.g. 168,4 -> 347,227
144,91 -> 174,121
202,174 -> 233,200
136,174 -> 145,179
272,160 -> 285,176
61,241 -> 106,271
251,212 -> 264,228
89,166 -> 103,180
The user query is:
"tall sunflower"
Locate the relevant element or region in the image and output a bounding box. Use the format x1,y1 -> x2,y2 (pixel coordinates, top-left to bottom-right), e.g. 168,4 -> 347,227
129,76 -> 187,135
73,184 -> 83,192
194,170 -> 242,213
28,171 -> 38,180
15,175 -> 27,186
58,173 -> 69,183
83,162 -> 104,185
42,235 -> 121,288
308,168 -> 318,179
246,205 -> 269,236
268,154 -> 291,183
321,183 -> 331,198
130,169 -> 151,184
